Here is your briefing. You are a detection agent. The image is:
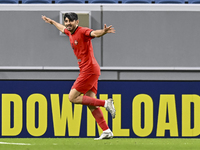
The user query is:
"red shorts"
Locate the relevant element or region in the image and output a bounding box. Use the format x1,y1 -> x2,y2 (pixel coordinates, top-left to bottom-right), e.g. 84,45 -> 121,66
71,73 -> 99,95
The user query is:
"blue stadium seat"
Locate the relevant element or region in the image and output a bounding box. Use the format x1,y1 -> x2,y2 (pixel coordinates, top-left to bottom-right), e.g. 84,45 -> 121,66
54,0 -> 85,3
155,0 -> 185,3
22,0 -> 52,3
88,0 -> 119,3
188,0 -> 200,3
0,0 -> 18,3
122,0 -> 151,3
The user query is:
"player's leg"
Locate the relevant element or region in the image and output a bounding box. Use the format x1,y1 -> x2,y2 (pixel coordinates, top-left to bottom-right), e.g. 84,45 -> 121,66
85,90 -> 108,130
68,88 -> 82,104
69,74 -> 116,118
68,88 -> 116,118
85,90 -> 113,140
69,89 -> 116,118
82,96 -> 116,119
68,88 -> 105,106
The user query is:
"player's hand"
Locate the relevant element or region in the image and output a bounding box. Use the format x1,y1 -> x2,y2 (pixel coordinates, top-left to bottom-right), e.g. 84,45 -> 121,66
41,15 -> 53,24
103,24 -> 115,34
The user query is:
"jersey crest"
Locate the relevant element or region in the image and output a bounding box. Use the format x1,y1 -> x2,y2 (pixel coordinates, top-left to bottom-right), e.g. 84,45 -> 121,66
74,40 -> 78,45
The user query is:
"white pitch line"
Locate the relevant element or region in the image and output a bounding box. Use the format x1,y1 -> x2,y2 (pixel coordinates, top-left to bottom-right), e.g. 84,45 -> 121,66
0,142 -> 31,145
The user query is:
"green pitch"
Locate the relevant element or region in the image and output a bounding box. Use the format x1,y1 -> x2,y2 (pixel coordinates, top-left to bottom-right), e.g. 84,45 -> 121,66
0,138 -> 200,150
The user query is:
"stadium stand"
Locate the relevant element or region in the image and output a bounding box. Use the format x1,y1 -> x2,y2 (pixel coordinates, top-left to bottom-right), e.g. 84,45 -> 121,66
0,0 -> 18,3
188,0 -> 200,3
88,0 -> 119,3
122,0 -> 152,3
0,0 -> 193,3
54,0 -> 85,3
22,0 -> 52,3
154,0 -> 185,3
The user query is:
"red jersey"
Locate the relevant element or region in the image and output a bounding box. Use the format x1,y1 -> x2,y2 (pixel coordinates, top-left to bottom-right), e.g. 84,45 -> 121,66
64,26 -> 100,75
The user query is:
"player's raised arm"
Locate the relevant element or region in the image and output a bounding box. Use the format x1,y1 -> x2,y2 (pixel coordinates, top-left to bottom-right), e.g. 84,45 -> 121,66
41,15 -> 66,33
91,24 -> 115,38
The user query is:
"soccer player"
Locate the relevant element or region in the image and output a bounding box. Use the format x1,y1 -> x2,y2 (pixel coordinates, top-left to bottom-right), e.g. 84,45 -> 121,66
41,12 -> 116,140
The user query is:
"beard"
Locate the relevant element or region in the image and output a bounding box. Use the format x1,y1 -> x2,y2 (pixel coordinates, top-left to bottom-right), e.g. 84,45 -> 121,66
66,25 -> 76,32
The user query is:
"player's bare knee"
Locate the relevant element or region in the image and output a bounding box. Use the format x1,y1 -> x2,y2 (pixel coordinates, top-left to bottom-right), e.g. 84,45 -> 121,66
68,94 -> 75,103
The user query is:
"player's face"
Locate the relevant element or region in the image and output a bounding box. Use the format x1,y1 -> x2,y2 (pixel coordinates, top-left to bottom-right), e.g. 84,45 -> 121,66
64,18 -> 79,33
